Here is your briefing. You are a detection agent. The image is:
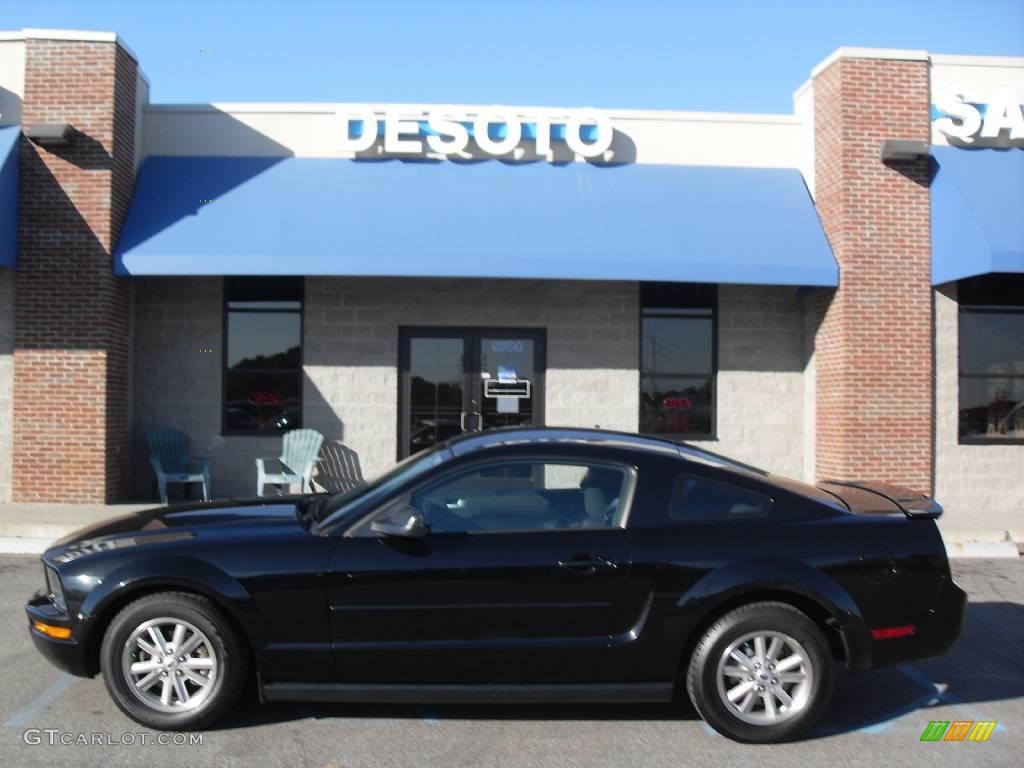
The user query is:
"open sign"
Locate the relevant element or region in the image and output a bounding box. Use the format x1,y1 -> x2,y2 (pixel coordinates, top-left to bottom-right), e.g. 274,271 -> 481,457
248,391 -> 280,406
663,396 -> 693,411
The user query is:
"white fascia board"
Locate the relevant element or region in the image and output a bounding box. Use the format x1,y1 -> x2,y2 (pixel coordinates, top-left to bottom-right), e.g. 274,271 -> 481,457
929,53 -> 1024,68
144,102 -> 799,125
0,28 -> 139,64
811,46 -> 929,78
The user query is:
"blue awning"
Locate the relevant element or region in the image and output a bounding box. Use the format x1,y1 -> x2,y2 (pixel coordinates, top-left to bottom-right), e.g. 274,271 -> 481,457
114,156 -> 837,287
932,147 -> 1024,285
0,126 -> 19,269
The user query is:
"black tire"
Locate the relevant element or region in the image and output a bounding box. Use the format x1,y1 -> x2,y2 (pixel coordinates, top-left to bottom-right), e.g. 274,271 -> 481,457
100,591 -> 248,730
686,601 -> 834,743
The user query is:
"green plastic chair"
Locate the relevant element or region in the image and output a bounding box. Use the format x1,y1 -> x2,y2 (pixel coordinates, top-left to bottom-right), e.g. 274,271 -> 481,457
256,428 -> 325,496
146,429 -> 211,505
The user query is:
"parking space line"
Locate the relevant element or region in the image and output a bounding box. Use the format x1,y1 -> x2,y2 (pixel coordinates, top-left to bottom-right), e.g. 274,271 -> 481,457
3,673 -> 75,728
898,666 -> 1008,732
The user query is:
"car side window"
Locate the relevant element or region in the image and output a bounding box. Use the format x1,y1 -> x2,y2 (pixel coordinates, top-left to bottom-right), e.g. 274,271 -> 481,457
411,460 -> 632,534
668,474 -> 771,523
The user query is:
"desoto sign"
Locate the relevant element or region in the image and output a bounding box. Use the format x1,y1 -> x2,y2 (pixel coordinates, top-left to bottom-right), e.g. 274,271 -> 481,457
932,87 -> 1024,141
336,106 -> 614,159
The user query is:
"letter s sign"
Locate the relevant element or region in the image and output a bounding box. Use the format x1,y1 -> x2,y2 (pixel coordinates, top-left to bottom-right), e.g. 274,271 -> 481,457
933,89 -> 983,140
934,86 -> 1024,142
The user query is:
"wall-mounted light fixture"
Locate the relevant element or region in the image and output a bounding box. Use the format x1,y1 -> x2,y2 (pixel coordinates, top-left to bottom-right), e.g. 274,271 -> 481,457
26,122 -> 75,147
880,139 -> 929,162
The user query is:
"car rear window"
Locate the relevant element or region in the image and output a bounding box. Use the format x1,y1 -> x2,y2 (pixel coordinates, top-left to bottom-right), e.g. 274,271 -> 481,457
668,474 -> 772,523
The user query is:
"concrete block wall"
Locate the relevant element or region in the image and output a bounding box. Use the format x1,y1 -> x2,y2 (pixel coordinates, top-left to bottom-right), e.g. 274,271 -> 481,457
128,276 -> 809,499
130,277 -> 289,500
701,284 -> 808,479
0,267 -> 13,502
304,278 -> 641,481
934,286 -> 1024,536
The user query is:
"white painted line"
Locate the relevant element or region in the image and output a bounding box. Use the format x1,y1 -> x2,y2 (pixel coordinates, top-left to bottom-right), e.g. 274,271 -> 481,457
3,673 -> 75,728
898,665 -> 1006,732
0,537 -> 51,554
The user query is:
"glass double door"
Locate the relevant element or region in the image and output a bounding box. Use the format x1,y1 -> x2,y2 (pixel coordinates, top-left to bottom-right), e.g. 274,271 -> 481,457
399,328 -> 546,458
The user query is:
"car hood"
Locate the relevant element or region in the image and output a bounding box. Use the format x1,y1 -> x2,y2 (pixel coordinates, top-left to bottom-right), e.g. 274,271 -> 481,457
46,496 -> 316,564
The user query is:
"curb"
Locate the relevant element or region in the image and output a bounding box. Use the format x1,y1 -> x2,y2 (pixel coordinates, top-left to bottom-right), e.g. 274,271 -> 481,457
0,537 -> 53,554
943,540 -> 1020,559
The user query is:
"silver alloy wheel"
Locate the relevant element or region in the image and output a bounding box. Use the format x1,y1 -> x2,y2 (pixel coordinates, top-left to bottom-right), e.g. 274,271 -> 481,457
121,617 -> 218,714
715,630 -> 814,726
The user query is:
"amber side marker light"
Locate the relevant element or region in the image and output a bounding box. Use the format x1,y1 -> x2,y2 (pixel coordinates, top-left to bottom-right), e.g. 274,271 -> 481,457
32,621 -> 72,640
870,625 -> 915,640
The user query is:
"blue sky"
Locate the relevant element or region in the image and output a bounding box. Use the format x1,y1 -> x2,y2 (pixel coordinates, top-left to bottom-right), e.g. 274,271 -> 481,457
2,0 -> 1022,112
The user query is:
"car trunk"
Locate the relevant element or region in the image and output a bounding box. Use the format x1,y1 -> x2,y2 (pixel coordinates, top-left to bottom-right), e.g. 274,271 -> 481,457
817,481 -> 943,519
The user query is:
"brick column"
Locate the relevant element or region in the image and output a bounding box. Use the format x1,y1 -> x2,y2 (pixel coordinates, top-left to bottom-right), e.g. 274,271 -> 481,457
812,54 -> 933,491
13,37 -> 137,502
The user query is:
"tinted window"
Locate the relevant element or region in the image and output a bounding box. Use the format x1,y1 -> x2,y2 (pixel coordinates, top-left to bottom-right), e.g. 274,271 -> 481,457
223,278 -> 303,433
668,475 -> 771,523
412,461 -> 631,534
958,274 -> 1024,442
640,283 -> 716,438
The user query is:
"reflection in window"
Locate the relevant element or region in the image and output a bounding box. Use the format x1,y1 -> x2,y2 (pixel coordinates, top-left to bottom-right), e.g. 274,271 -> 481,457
668,474 -> 771,523
640,283 -> 716,438
958,275 -> 1024,442
223,278 -> 303,433
414,461 -> 630,533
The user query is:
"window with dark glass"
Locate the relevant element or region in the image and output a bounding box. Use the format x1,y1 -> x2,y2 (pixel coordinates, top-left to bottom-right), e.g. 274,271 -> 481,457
958,274 -> 1024,443
668,474 -> 771,523
406,460 -> 632,534
640,283 -> 716,438
223,277 -> 303,434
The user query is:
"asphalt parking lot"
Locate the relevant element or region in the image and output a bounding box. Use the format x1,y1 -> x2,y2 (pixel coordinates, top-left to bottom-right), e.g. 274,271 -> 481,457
0,554 -> 1020,768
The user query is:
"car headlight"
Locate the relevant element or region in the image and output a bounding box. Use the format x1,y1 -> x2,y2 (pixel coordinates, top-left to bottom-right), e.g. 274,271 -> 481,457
44,565 -> 67,613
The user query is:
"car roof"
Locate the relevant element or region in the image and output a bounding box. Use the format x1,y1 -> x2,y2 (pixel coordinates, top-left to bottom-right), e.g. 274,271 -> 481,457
445,427 -> 767,476
447,426 -> 678,456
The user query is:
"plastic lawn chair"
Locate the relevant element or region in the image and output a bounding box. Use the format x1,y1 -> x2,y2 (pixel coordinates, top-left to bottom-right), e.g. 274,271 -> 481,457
146,429 -> 211,505
256,428 -> 325,496
313,441 -> 365,494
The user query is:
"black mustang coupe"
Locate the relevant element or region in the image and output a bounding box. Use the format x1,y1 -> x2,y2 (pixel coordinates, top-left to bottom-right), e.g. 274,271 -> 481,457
26,428 -> 965,743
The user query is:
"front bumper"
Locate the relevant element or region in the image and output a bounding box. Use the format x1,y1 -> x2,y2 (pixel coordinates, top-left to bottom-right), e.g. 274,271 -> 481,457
25,593 -> 94,677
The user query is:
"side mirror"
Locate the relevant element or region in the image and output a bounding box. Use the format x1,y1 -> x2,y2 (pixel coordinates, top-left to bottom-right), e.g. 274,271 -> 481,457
370,506 -> 427,539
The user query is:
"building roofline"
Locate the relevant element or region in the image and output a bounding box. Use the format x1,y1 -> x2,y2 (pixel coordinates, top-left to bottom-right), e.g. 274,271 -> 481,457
142,101 -> 800,124
810,46 -> 930,78
0,28 -> 141,68
929,52 -> 1024,68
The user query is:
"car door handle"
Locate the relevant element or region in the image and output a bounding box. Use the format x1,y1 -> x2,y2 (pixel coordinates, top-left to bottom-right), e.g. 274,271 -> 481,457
557,555 -> 617,573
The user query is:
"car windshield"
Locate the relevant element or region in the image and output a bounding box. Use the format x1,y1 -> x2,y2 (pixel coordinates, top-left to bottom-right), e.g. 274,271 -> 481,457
314,445 -> 450,529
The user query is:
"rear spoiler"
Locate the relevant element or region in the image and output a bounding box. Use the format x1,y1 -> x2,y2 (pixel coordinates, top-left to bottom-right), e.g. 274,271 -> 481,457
819,480 -> 943,519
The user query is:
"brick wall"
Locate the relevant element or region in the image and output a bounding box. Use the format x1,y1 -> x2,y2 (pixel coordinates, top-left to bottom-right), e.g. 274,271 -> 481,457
13,39 -> 137,502
0,267 -> 13,502
812,55 -> 933,491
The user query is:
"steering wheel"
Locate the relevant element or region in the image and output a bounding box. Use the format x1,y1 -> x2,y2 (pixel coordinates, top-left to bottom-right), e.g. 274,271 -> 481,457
420,498 -> 481,534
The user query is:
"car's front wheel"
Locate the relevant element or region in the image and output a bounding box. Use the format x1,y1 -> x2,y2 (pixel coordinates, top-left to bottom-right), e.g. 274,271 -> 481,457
686,601 -> 834,743
100,591 -> 248,730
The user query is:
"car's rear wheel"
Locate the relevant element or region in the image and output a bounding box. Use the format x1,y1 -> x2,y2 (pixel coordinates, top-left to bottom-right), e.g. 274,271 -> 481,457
100,592 -> 248,730
686,601 -> 834,743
